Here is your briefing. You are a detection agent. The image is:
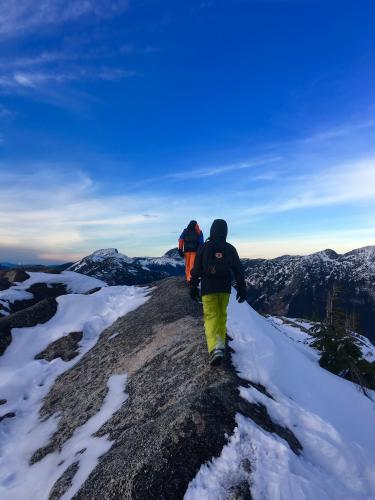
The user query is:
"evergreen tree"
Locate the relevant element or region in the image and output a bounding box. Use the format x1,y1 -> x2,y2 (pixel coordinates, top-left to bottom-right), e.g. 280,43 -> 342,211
311,283 -> 375,395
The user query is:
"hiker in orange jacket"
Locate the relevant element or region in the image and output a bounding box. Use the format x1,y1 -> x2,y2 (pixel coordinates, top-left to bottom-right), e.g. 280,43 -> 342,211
178,220 -> 204,283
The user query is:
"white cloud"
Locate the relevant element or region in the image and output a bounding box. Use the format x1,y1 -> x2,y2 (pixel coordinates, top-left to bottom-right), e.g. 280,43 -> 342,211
245,157 -> 375,216
0,66 -> 136,91
166,155 -> 282,180
0,0 -> 128,38
301,119 -> 375,144
1,155 -> 374,263
0,167 -> 208,260
0,51 -> 74,69
135,156 -> 282,187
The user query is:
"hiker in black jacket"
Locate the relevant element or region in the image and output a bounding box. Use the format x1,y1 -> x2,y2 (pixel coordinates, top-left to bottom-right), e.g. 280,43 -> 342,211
190,219 -> 247,366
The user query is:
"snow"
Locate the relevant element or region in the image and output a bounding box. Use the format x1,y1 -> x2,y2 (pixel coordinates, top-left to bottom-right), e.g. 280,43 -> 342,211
0,285 -> 150,500
353,333 -> 375,362
186,293 -> 375,500
19,271 -> 106,293
243,244 -> 375,306
71,249 -> 134,271
137,256 -> 184,268
0,289 -> 33,305
0,271 -> 106,316
92,251 -> 133,265
0,271 -> 106,311
267,316 -> 375,363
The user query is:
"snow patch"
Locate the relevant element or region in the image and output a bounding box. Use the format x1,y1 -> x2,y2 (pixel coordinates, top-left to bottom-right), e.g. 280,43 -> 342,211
186,292 -> 375,500
19,271 -> 106,293
0,285 -> 150,500
0,289 -> 33,305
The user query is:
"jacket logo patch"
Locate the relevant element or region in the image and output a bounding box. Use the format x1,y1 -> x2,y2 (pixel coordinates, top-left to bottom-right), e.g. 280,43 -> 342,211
215,252 -> 223,259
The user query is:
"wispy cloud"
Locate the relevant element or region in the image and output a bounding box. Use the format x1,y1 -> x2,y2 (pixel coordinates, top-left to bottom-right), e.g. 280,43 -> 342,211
0,0 -> 129,39
0,65 -> 136,91
166,155 -> 282,180
0,167 -> 209,261
135,155 -> 282,188
0,2 -> 135,100
244,157 -> 375,216
1,156 -> 374,262
0,51 -> 75,69
301,119 -> 375,144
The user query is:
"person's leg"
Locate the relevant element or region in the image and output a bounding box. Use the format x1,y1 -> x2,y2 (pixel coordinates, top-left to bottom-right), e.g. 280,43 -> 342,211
217,293 -> 230,347
185,251 -> 197,282
184,253 -> 189,281
202,294 -> 220,353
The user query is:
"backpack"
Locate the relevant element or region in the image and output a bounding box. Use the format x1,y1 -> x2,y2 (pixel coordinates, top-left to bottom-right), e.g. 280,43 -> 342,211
204,241 -> 231,278
183,229 -> 199,252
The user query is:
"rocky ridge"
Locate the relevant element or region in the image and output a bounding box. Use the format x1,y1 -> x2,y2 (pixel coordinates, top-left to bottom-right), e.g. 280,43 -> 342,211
1,273 -> 374,499
0,276 -> 302,499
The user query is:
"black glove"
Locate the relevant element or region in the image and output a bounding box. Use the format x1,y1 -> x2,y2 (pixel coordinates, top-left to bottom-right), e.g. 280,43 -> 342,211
178,249 -> 184,258
190,286 -> 200,302
236,283 -> 247,303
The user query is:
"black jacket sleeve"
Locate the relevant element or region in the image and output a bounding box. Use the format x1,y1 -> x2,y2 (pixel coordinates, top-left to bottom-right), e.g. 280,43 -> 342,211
230,245 -> 245,286
190,245 -> 204,287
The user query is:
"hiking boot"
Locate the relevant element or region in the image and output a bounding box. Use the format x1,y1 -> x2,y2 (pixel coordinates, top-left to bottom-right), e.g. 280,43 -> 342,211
209,348 -> 224,367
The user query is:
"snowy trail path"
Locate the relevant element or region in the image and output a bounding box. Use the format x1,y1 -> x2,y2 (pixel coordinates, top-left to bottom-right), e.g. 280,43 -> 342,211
0,285 -> 150,500
186,292 -> 375,500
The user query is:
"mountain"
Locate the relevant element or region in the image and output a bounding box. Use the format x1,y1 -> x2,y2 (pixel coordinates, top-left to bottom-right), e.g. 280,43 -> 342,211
0,275 -> 374,499
0,263 -> 73,272
242,245 -> 375,342
67,245 -> 375,342
0,263 -> 15,270
68,247 -> 184,285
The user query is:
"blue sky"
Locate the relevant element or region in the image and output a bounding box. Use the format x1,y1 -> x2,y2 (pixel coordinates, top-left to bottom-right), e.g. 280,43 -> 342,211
0,0 -> 375,263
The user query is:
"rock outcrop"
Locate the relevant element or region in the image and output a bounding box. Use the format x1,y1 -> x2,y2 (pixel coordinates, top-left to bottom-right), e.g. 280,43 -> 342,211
35,331 -> 83,362
4,269 -> 30,283
7,282 -> 68,315
27,277 -> 300,499
0,297 -> 58,355
0,277 -> 11,291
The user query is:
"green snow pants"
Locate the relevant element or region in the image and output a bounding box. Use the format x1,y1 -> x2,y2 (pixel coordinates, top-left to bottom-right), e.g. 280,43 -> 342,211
202,293 -> 231,353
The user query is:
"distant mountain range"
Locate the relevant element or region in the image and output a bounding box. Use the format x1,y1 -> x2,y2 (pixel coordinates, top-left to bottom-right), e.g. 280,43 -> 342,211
0,262 -> 72,272
3,245 -> 374,341
0,262 -> 16,270
242,246 -> 375,342
67,248 -> 185,285
68,245 -> 375,342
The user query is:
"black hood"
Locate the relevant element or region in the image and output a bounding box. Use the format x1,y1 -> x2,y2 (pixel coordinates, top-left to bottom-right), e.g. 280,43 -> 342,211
210,219 -> 228,242
187,220 -> 197,231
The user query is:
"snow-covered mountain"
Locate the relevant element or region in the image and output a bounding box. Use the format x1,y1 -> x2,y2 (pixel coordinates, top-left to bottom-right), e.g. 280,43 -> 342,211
68,248 -> 184,285
66,245 -> 375,341
243,245 -> 375,342
0,275 -> 374,499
